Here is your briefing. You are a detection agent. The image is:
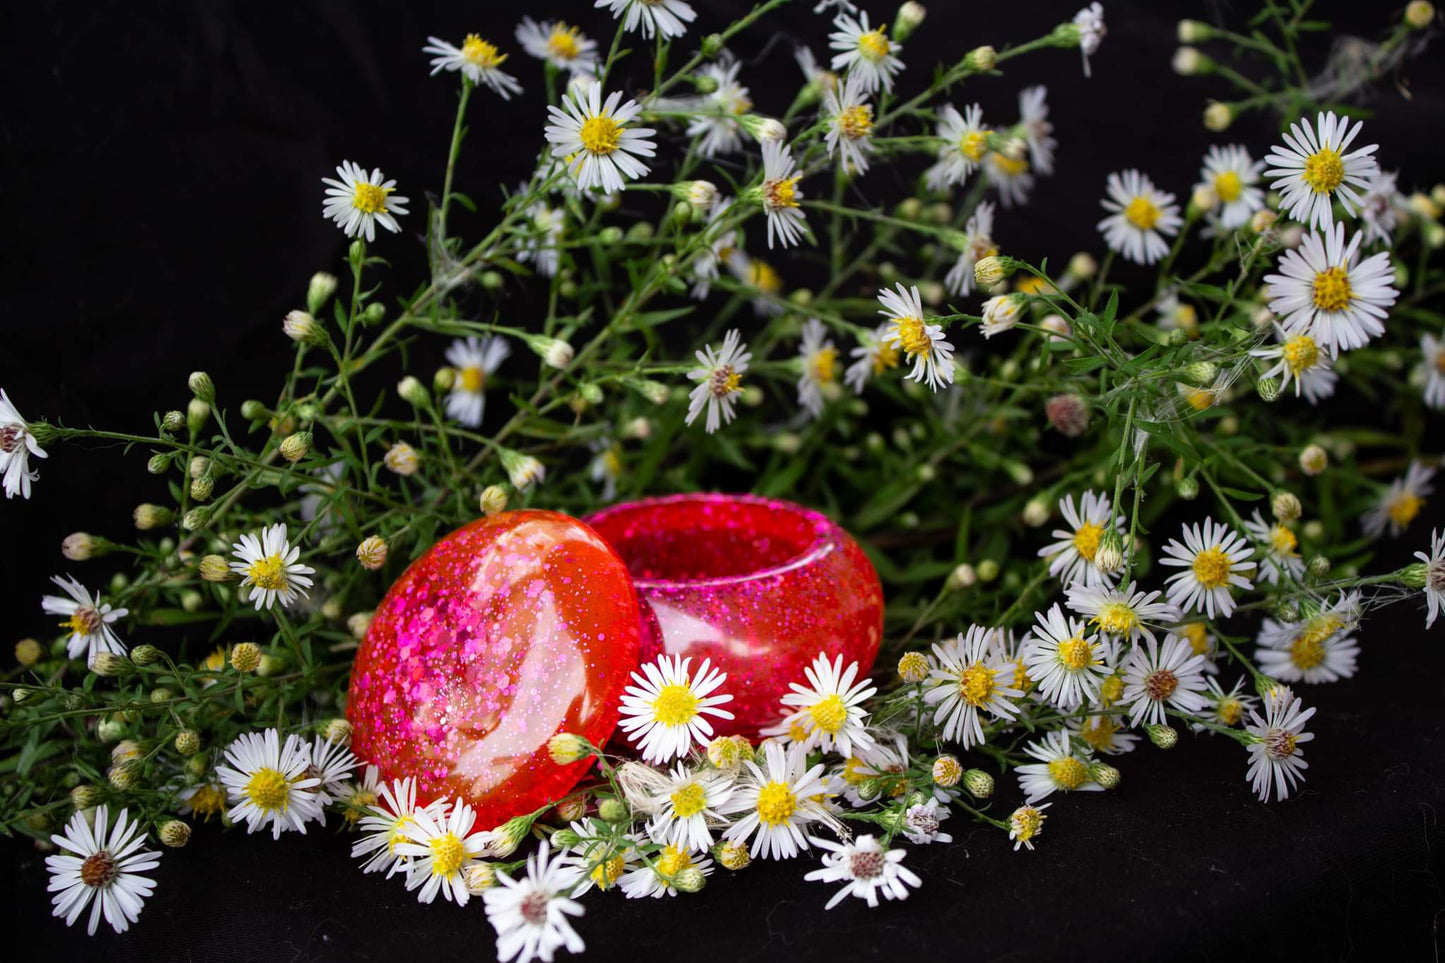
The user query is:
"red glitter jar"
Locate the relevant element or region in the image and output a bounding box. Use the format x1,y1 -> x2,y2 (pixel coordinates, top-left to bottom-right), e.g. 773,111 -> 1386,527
586,494 -> 884,739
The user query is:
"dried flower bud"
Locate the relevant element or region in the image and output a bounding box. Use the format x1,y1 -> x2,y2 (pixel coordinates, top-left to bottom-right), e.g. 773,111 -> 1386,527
897,651 -> 929,683
347,612 -> 373,640
159,820 -> 191,848
133,503 -> 173,530
15,638 -> 42,667
173,729 -> 201,755
714,840 -> 751,871
1145,723 -> 1178,749
1203,101 -> 1233,132
548,733 -> 592,765
1298,443 -> 1328,476
1046,393 -> 1091,438
187,371 -> 215,404
932,754 -> 963,787
356,535 -> 388,571
230,642 -> 261,674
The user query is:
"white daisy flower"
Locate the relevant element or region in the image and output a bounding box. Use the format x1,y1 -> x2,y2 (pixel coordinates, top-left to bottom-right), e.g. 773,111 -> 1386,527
545,82 -> 657,195
980,294 -> 1024,338
515,18 -> 599,74
759,137 -> 808,249
1120,634 -> 1210,727
1414,528 -> 1445,628
796,318 -> 841,418
689,197 -> 738,299
42,575 -> 127,666
45,806 -> 159,936
1242,509 -> 1306,584
518,199 -> 565,278
933,103 -> 991,187
444,335 -> 511,428
985,627 -> 1036,700
879,283 -> 954,391
1021,603 -> 1111,710
1017,86 -> 1057,176
352,777 -> 448,877
1362,459 -> 1435,538
843,323 -> 902,394
588,439 -> 623,502
922,625 -> 1023,748
0,389 -> 46,499
423,35 -> 522,99
1264,110 -> 1378,229
216,729 -> 325,838
901,798 -> 953,845
647,765 -> 736,854
684,329 -> 752,433
1359,170 -> 1403,245
943,201 -> 999,297
824,70 -> 875,173
1244,685 -> 1315,803
1158,517 -> 1256,619
1249,327 -> 1337,403
396,798 -> 488,905
1015,729 -> 1103,803
306,735 -> 359,804
827,11 -> 903,94
983,150 -> 1035,208
1199,676 -> 1257,729
1008,803 -> 1051,851
1155,290 -> 1200,337
1175,622 -> 1223,677
618,843 -> 714,899
1037,490 -> 1121,588
1069,712 -> 1140,755
720,741 -> 833,860
1073,2 -> 1106,76
1097,169 -> 1182,265
562,818 -> 641,895
321,161 -> 409,241
617,655 -> 735,763
1420,334 -> 1445,410
765,651 -> 877,758
1254,593 -> 1361,684
804,834 -> 921,909
229,523 -> 315,611
730,255 -> 786,317
596,0 -> 696,40
836,735 -> 910,807
795,45 -> 839,91
686,60 -> 752,158
483,843 -> 586,963
1064,580 -> 1180,646
1263,221 -> 1398,356
1197,144 -> 1265,229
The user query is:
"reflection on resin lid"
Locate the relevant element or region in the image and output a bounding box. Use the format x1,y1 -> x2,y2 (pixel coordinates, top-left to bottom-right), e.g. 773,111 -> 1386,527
346,510 -> 641,827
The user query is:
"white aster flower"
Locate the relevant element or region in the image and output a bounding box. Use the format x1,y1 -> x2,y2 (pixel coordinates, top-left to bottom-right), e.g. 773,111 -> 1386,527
1421,334 -> 1445,410
397,798 -> 488,905
843,323 -> 902,394
1159,517 -> 1256,619
515,18 -> 599,74
1037,490 -> 1121,588
618,655 -> 735,763
687,60 -> 752,158
796,318 -> 841,418
980,294 -> 1024,338
588,439 -> 623,502
1069,711 -> 1139,755
1242,509 -> 1306,584
423,34 -> 522,99
836,735 -> 909,807
0,389 -> 46,499
1120,634 -> 1209,727
1073,2 -> 1106,76
352,777 -> 448,877
765,651 -> 877,758
1197,144 -> 1265,229
1097,169 -> 1182,265
444,335 -> 511,428
689,197 -> 738,299
684,329 -> 752,433
804,834 -> 921,909
1255,593 -> 1361,684
1359,170 -> 1402,245
1199,676 -> 1257,729
828,12 -> 903,94
545,82 -> 657,195
46,806 -> 159,936
647,764 -> 736,854
1021,604 -> 1110,710
824,70 -> 875,173
1065,580 -> 1179,646
618,843 -> 714,899
1362,459 -> 1435,538
321,161 -> 409,241
1244,685 -> 1315,803
901,798 -> 953,845
1414,528 -> 1445,628
880,283 -> 954,391
229,523 -> 315,611
1155,290 -> 1200,337
922,625 -> 1023,748
1017,86 -> 1057,175
1263,221 -> 1398,356
562,818 -> 641,895
933,103 -> 991,187
597,0 -> 696,40
306,736 -> 359,804
1265,110 -> 1378,229
1008,803 -> 1051,851
985,627 -> 1036,701
720,741 -> 833,860
217,729 -> 324,838
1249,327 -> 1337,404
518,199 -> 565,278
759,137 -> 808,249
1016,729 -> 1103,803
983,150 -> 1035,208
944,201 -> 999,297
483,843 -> 586,963
42,575 -> 127,666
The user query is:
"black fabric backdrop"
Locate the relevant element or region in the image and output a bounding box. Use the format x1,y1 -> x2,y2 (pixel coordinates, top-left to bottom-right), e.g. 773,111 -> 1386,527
2,0 -> 1444,959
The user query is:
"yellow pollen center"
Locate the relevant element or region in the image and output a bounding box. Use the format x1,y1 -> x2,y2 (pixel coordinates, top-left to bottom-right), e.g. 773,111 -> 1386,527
872,342 -> 901,374
748,261 -> 782,294
1057,635 -> 1095,671
388,816 -> 414,855
547,25 -> 581,60
670,782 -> 707,818
1302,147 -> 1344,194
1181,623 -> 1209,656
787,721 -> 810,742
1311,267 -> 1352,313
894,317 -> 932,358
1191,546 -> 1232,589
1012,807 -> 1044,841
429,832 -> 466,877
579,115 -> 623,155
652,683 -> 700,726
656,845 -> 693,877
1072,521 -> 1103,562
811,346 -> 839,385
957,664 -> 997,707
460,366 -> 485,393
991,152 -> 1029,176
755,781 -> 797,826
709,365 -> 743,399
461,35 -> 506,69
1078,716 -> 1118,751
1125,196 -> 1161,230
842,757 -> 867,785
187,785 -> 225,818
857,28 -> 890,62
1010,659 -> 1033,694
837,104 -> 874,140
62,606 -> 103,637
352,182 -> 392,215
765,176 -> 801,210
1290,615 -> 1342,671
809,694 -> 849,734
1270,524 -> 1298,558
1213,169 -> 1243,203
591,854 -> 626,889
1187,389 -> 1215,411
1217,698 -> 1243,726
961,129 -> 992,162
1282,335 -> 1320,375
245,768 -> 290,812
1093,602 -> 1138,637
1098,674 -> 1124,707
247,554 -> 288,591
1048,756 -> 1089,790
1389,492 -> 1424,527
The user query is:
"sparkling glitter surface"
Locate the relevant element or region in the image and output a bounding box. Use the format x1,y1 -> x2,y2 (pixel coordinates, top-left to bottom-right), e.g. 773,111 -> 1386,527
346,511 -> 641,826
586,494 -> 884,738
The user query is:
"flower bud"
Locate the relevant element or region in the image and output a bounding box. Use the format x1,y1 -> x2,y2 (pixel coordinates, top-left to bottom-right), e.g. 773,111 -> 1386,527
362,302 -> 386,325
128,644 -> 160,668
527,335 -> 574,370
108,761 -> 140,790
146,452 -> 171,475
161,410 -> 185,433
1040,314 -> 1072,342
962,768 -> 995,799
173,728 -> 201,755
70,784 -> 104,810
1256,376 -> 1281,402
706,734 -> 753,769
356,535 -> 388,571
897,651 -> 929,683
1090,762 -> 1122,789
749,117 -> 787,142
976,559 -> 1000,583
1406,1 -> 1435,28
1045,393 -> 1091,438
1176,474 -> 1200,500
1145,723 -> 1178,749
62,532 -> 107,561
1095,529 -> 1125,574
701,32 -> 724,57
15,638 -> 42,667
181,507 -> 210,531
715,839 -> 751,870
96,714 -> 126,741
187,475 -> 213,502
134,503 -> 173,530
397,376 -> 429,407
1172,46 -> 1212,76
307,271 -> 338,314
932,754 -> 963,787
159,819 -> 192,848
1189,184 -> 1218,215
684,180 -> 718,209
1021,496 -> 1051,528
550,827 -> 582,850
230,642 -> 261,674
947,563 -> 977,591
1177,19 -> 1213,42
672,866 -> 706,893
91,652 -> 133,677
186,397 -> 210,434
1066,251 -> 1098,280
475,484 -> 509,518
187,371 -> 215,404
198,555 -> 230,582
973,255 -> 1011,287
551,796 -> 587,823
347,612 -> 373,641
500,449 -> 546,491
597,797 -> 628,824
383,441 -> 419,476
464,862 -> 498,893
1270,491 -> 1302,523
1298,443 -> 1328,476
548,733 -> 592,765
964,43 -> 996,71
1182,361 -> 1218,387
1307,555 -> 1331,579
1203,101 -> 1234,132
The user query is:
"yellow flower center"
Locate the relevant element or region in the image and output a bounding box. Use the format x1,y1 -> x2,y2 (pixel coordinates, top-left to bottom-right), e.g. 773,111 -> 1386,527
764,175 -> 801,210
602,446 -> 623,480
245,768 -> 290,812
1124,195 -> 1161,230
1311,266 -> 1352,313
872,341 -> 901,374
748,260 -> 781,294
670,781 -> 707,818
591,854 -> 626,889
1191,546 -> 1232,589
461,35 -> 507,69
429,832 -> 466,877
755,781 -> 797,826
1048,756 -> 1089,790
186,784 -> 226,819
958,128 -> 991,162
387,815 -> 414,855
808,694 -> 849,734
1282,335 -> 1319,375
842,757 -> 867,785
1388,492 -> 1424,528
837,104 -> 874,140
656,844 -> 693,878
1098,674 -> 1124,708
1217,698 -> 1243,726
1093,601 -> 1139,637
1187,389 -> 1215,411
893,317 -> 932,358
247,554 -> 289,591
1010,658 -> 1033,694
857,28 -> 891,62
1078,716 -> 1118,752
1144,668 -> 1179,701
579,115 -> 623,155
1269,524 -> 1298,558
352,182 -> 393,215
811,346 -> 839,385
1213,169 -> 1243,203
460,365 -> 485,393
787,721 -> 810,742
1289,615 -> 1342,670
652,683 -> 700,726
1012,806 -> 1045,841
1057,635 -> 1095,671
1265,729 -> 1300,759
1071,521 -> 1103,562
1302,147 -> 1344,194
62,606 -> 103,637
1180,623 -> 1209,656
957,664 -> 997,708
708,365 -> 743,400
547,24 -> 581,60
990,152 -> 1029,176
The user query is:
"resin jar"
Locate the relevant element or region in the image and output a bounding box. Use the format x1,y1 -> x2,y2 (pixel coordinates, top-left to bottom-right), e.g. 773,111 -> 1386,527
586,494 -> 884,738
347,510 -> 641,826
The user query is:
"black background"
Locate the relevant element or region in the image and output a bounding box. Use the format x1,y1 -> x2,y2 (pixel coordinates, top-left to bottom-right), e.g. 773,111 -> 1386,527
3,0 -> 1445,960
